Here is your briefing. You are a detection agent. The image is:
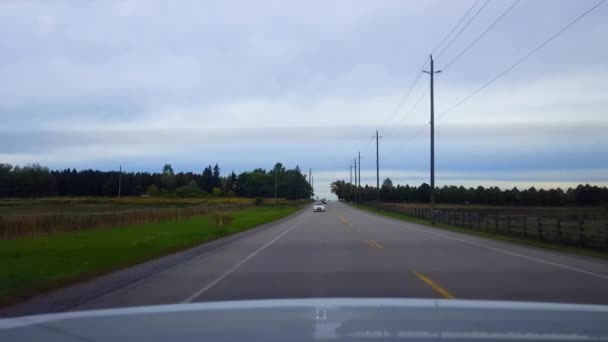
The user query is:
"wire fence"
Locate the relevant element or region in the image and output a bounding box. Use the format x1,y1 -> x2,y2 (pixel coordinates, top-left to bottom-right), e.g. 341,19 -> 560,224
375,203 -> 608,250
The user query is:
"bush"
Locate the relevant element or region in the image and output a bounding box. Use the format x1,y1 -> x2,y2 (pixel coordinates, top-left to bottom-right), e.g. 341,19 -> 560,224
253,197 -> 264,206
211,187 -> 224,197
175,185 -> 208,198
145,184 -> 160,196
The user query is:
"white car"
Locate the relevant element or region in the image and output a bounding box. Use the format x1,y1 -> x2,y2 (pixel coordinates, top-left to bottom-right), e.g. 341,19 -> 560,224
313,202 -> 326,212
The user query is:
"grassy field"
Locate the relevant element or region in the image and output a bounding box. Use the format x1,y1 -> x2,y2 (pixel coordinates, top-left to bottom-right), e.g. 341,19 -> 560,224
0,197 -> 309,239
354,204 -> 608,260
0,205 -> 300,306
0,197 -> 259,215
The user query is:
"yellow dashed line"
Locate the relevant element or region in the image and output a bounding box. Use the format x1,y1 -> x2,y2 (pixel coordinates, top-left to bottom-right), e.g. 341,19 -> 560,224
365,239 -> 385,249
414,271 -> 455,299
337,215 -> 350,226
370,240 -> 384,249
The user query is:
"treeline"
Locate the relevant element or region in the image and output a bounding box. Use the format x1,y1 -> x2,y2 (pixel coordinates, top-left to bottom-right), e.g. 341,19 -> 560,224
0,163 -> 312,199
331,178 -> 608,206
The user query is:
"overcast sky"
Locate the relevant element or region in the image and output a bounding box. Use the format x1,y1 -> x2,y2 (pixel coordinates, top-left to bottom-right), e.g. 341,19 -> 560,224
1,0 -> 607,199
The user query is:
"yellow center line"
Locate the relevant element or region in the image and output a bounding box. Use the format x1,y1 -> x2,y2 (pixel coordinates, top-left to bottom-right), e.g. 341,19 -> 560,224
413,271 -> 455,299
366,240 -> 376,248
337,215 -> 350,226
370,240 -> 384,249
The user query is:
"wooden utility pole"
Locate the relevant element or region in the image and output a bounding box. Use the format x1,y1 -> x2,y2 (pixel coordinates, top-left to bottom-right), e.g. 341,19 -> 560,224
358,151 -> 361,204
374,130 -> 381,204
423,54 -> 441,224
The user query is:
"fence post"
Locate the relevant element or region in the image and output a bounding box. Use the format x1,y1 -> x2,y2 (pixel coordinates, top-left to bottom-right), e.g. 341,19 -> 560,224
507,216 -> 512,235
556,217 -> 562,243
578,220 -> 585,247
495,215 -> 499,233
538,217 -> 543,241
522,216 -> 527,237
486,215 -> 489,232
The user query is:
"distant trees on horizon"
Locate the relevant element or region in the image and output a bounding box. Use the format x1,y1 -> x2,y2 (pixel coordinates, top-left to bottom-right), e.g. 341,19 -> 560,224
330,178 -> 608,206
0,162 -> 312,199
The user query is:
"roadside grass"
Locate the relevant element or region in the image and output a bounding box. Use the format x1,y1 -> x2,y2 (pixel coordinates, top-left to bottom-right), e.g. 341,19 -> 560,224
0,205 -> 300,306
353,204 -> 608,260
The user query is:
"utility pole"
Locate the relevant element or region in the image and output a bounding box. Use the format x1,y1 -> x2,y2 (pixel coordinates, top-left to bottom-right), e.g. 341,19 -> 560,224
353,158 -> 357,203
118,165 -> 122,198
353,157 -> 357,203
374,130 -> 381,204
423,54 -> 441,224
349,163 -> 353,203
358,151 -> 361,204
309,168 -> 312,185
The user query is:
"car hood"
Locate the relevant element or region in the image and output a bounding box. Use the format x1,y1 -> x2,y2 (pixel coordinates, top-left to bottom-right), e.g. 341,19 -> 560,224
1,298 -> 608,341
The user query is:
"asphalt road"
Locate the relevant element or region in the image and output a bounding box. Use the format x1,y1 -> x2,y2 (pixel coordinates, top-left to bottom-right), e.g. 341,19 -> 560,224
3,202 -> 608,317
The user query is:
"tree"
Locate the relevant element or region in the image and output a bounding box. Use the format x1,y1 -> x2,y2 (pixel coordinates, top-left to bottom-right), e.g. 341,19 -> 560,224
201,166 -> 213,192
161,164 -> 176,191
212,164 -> 221,189
225,171 -> 238,193
330,180 -> 348,202
382,178 -> 394,190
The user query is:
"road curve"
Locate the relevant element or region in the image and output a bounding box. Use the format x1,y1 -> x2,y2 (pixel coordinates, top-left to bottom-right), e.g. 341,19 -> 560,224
3,202 -> 608,317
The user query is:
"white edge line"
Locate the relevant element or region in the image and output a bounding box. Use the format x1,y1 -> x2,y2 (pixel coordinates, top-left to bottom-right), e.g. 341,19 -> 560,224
181,221 -> 301,303
354,207 -> 608,280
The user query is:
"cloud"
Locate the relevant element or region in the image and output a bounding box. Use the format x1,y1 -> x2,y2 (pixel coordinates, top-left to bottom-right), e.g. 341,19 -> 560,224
1,0 -> 608,198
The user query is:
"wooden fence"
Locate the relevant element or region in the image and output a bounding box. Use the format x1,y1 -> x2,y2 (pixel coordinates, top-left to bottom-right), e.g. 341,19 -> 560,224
375,203 -> 608,250
0,203 -> 251,240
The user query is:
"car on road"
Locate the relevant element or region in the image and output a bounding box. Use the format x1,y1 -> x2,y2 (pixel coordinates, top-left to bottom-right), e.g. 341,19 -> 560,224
313,202 -> 326,212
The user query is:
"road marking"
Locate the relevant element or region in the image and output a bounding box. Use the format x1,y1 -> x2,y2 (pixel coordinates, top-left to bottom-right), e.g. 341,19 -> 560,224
182,221 -> 301,303
370,240 -> 384,249
355,208 -> 608,280
365,240 -> 385,249
414,271 -> 455,299
337,215 -> 350,226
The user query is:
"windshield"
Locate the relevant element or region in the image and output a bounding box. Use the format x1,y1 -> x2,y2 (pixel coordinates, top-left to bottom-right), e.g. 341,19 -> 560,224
1,0 -> 608,339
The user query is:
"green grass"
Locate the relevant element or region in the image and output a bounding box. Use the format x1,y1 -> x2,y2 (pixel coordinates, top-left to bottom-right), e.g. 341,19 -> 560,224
354,204 -> 608,260
0,205 -> 300,306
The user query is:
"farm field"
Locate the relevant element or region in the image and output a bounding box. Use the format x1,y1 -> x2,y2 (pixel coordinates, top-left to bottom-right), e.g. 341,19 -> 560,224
0,205 -> 301,306
0,197 -> 307,239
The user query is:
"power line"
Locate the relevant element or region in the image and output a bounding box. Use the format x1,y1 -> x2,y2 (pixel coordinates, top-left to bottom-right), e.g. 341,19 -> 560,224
442,0 -> 521,72
381,58 -> 429,128
431,0 -> 481,54
397,92 -> 427,123
438,0 -> 606,120
381,0 -> 490,129
435,0 -> 491,60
